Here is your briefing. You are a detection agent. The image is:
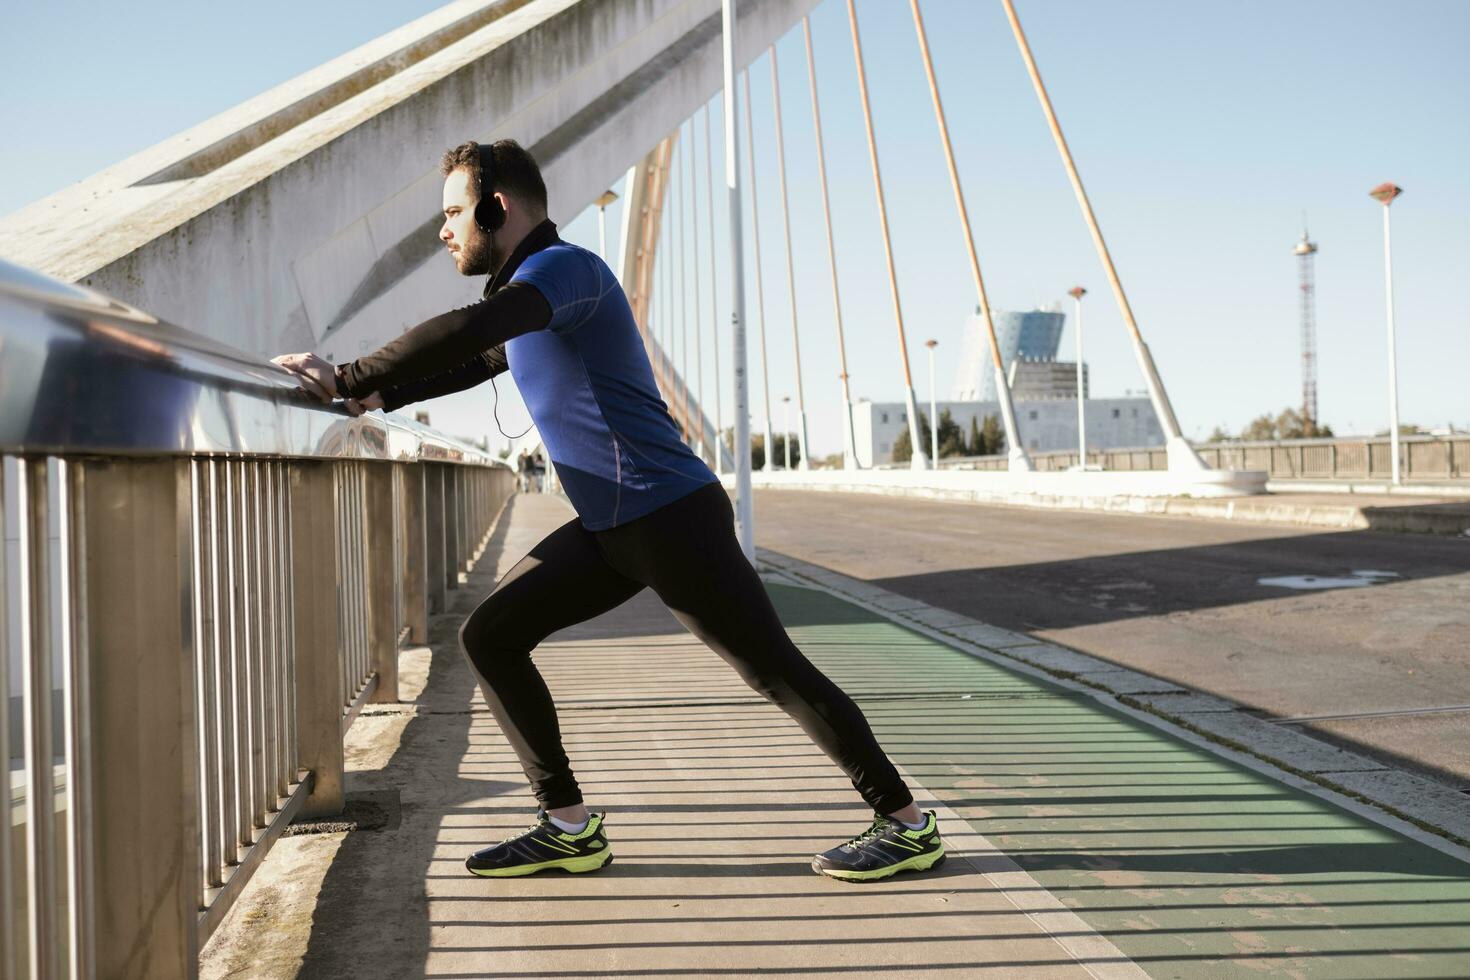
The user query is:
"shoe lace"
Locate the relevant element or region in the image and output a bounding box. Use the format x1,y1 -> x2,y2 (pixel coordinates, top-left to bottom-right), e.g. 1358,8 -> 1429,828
844,814 -> 894,850
499,815 -> 550,846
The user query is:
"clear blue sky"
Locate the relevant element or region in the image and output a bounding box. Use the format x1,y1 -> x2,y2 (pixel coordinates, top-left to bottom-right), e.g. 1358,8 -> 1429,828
3,0 -> 1466,453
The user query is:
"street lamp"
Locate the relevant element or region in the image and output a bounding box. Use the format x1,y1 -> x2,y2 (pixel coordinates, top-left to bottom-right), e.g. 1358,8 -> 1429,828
1370,182 -> 1403,485
595,190 -> 619,261
1068,285 -> 1087,468
924,339 -> 939,466
782,395 -> 792,470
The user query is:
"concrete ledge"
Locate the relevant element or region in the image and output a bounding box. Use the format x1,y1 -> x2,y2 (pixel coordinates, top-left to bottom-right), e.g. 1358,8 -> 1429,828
1269,478 -> 1470,499
730,466 -> 1268,502
1169,711 -> 1394,775
1075,668 -> 1188,695
996,642 -> 1121,674
1126,691 -> 1245,714
738,470 -> 1470,534
1320,770 -> 1470,841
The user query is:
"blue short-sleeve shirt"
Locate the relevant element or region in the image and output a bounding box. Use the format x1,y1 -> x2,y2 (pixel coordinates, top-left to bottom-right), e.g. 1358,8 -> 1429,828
507,242 -> 717,530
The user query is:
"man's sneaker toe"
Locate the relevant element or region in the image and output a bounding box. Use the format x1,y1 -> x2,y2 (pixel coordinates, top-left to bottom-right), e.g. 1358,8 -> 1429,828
464,810 -> 614,877
812,810 -> 946,883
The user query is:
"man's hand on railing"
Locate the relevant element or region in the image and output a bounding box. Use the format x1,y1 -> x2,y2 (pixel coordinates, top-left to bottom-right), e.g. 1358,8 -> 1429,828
271,352 -> 339,405
345,392 -> 385,417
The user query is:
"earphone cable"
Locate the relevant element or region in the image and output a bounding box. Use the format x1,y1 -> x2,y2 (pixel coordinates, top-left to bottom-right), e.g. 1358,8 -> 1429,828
491,372 -> 535,440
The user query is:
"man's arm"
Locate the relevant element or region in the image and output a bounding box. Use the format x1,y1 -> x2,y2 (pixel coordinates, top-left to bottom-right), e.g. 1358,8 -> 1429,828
378,346 -> 508,412
336,281 -> 550,398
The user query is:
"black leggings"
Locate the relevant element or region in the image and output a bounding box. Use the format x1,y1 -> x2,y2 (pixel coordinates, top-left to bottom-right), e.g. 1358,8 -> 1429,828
457,481 -> 914,815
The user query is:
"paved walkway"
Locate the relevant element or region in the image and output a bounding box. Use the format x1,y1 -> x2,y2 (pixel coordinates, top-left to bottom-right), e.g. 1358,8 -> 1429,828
201,493 -> 1470,979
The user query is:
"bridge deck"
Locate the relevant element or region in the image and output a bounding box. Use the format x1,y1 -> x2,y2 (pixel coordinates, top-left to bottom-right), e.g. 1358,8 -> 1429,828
201,493 -> 1470,979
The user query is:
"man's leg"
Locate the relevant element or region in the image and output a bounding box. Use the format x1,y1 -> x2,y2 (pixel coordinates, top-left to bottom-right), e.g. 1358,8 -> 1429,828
459,515 -> 643,814
595,483 -> 916,819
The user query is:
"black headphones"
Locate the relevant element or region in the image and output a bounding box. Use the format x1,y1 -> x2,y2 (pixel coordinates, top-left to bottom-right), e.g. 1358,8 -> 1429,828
473,141 -> 506,233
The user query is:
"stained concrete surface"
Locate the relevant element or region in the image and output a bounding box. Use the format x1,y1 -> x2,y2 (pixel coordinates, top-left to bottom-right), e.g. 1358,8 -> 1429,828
751,488 -> 1470,787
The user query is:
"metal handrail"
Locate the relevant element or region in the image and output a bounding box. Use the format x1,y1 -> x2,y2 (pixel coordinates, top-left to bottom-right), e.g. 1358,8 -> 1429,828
1,258 -> 514,978
0,257 -> 492,464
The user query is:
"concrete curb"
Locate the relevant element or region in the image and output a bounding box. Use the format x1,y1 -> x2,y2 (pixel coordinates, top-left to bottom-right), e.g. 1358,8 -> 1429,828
757,548 -> 1470,851
737,473 -> 1470,535
1268,479 -> 1470,499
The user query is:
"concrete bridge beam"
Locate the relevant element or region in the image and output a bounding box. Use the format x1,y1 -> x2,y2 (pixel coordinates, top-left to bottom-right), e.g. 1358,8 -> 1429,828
0,0 -> 817,384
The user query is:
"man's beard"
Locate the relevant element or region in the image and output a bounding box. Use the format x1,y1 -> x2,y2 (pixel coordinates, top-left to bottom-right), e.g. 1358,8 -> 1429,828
456,233 -> 493,276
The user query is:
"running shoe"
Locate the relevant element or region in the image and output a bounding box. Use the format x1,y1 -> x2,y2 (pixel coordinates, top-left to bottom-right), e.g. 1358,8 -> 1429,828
812,810 -> 945,882
465,809 -> 614,877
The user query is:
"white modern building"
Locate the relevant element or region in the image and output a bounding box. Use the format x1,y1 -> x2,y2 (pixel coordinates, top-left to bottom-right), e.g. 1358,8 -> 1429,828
853,396 -> 1161,467
855,302 -> 1163,466
953,307 -> 1066,402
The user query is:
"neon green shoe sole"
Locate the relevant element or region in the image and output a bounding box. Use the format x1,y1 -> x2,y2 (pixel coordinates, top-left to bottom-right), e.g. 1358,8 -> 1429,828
467,848 -> 614,878
813,845 -> 945,882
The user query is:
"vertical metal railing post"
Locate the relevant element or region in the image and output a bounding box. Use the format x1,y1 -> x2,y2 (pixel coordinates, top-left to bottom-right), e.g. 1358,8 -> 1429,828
443,468 -> 462,591
245,463 -> 268,842
424,466 -> 447,614
401,465 -> 429,644
454,467 -> 468,575
0,460 -> 14,979
60,459 -> 96,980
365,464 -> 400,704
288,462 -> 345,819
78,457 -> 199,980
215,461 -> 241,867
193,461 -> 224,898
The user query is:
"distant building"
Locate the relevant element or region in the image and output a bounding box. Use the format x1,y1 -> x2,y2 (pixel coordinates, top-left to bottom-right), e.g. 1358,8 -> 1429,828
854,397 -> 1161,467
1009,358 -> 1088,400
953,307 -> 1066,402
856,301 -> 1162,465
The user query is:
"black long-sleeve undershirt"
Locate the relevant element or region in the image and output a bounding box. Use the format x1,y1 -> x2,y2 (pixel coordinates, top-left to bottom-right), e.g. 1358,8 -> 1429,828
378,346 -> 509,413
336,280 -> 552,402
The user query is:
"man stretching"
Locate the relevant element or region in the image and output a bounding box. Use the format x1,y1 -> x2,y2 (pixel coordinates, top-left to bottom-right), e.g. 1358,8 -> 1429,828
274,140 -> 945,883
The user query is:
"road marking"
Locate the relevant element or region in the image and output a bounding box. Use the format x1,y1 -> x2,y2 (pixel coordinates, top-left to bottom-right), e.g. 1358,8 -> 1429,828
1257,569 -> 1400,590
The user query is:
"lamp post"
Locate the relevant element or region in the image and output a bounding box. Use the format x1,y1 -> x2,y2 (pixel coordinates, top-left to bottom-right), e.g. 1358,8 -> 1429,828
1370,182 -> 1403,485
924,339 -> 939,466
1068,285 -> 1087,467
782,395 -> 792,470
595,190 -> 618,261
720,0 -> 754,557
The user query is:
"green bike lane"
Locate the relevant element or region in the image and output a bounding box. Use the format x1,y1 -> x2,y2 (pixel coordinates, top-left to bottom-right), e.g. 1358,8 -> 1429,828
767,581 -> 1470,979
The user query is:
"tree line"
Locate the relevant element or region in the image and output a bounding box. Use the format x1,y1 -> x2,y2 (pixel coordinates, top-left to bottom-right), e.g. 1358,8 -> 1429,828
893,410 -> 1004,463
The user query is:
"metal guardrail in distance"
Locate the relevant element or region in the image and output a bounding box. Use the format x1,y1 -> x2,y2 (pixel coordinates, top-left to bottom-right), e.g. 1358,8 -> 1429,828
937,433 -> 1470,482
0,258 -> 515,979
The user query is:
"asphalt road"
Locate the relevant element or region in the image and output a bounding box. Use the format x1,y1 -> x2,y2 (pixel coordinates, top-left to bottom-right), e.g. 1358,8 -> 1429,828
751,489 -> 1470,787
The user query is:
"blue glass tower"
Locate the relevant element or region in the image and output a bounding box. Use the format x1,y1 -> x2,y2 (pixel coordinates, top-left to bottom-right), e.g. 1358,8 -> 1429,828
951,308 -> 1065,402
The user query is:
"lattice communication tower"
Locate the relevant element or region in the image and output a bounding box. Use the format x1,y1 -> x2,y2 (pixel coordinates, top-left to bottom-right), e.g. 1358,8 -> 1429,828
1293,227 -> 1319,424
